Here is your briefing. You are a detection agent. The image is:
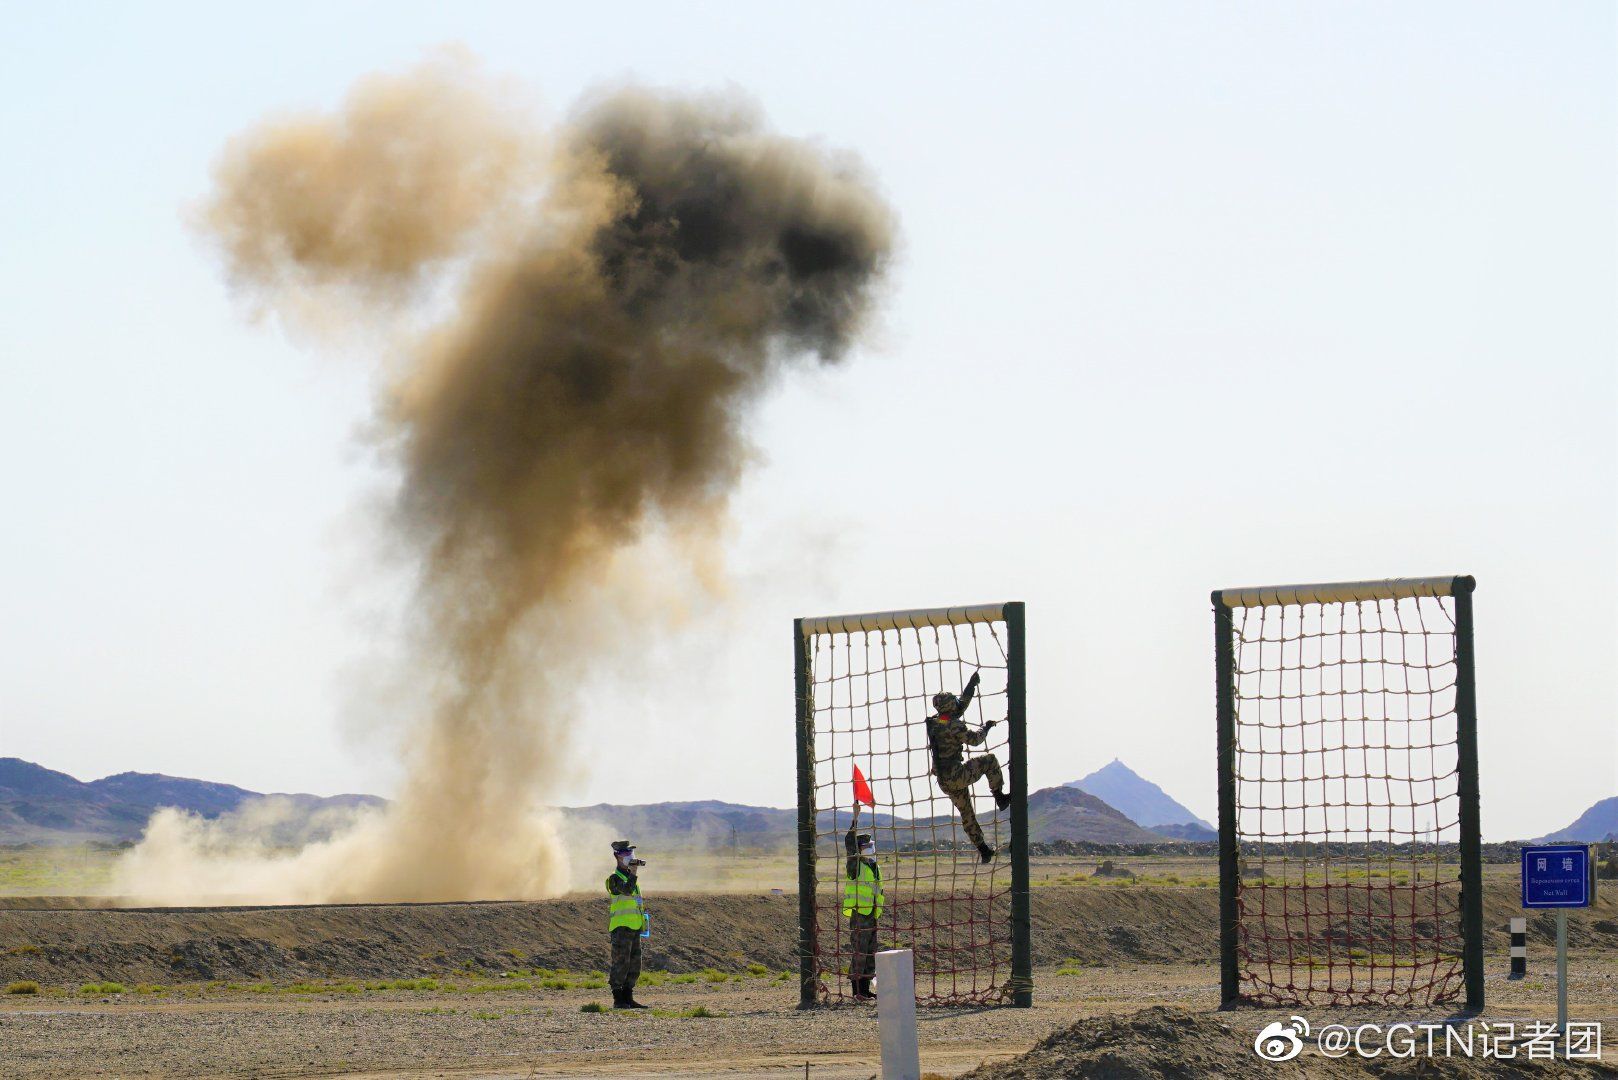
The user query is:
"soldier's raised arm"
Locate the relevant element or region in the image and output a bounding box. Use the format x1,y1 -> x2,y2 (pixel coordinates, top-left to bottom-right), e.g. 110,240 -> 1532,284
957,670 -> 981,713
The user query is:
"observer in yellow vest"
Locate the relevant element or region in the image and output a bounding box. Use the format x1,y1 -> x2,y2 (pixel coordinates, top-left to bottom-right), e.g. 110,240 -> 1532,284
606,839 -> 648,1009
843,808 -> 884,1001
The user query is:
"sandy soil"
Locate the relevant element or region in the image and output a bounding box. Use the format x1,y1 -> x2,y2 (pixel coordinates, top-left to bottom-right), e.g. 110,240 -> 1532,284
1,882 -> 1613,1078
2,957 -> 1616,1078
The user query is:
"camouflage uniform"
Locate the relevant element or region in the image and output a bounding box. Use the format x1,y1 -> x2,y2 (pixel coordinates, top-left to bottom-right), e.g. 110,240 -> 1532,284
927,682 -> 1005,853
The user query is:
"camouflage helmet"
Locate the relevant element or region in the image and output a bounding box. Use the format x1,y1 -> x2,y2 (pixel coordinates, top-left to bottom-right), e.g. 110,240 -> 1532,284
932,691 -> 959,715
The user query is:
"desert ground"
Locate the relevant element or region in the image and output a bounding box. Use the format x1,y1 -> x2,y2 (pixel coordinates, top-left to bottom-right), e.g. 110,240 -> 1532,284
1,854 -> 1614,1078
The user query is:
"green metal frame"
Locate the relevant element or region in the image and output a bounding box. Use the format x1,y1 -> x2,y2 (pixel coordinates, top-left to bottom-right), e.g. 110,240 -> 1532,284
1006,601 -> 1032,1007
794,602 -> 1030,1008
1211,593 -> 1240,1007
794,617 -> 816,1009
1451,576 -> 1484,1011
1212,576 -> 1483,1010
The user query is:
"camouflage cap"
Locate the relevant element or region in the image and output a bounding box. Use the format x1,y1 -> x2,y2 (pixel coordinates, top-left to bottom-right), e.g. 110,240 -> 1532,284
611,840 -> 635,854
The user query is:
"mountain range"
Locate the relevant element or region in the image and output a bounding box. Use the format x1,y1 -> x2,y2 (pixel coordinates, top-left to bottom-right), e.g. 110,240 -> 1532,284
1,756 -> 1199,848
5,756 -> 1611,849
0,758 -> 383,845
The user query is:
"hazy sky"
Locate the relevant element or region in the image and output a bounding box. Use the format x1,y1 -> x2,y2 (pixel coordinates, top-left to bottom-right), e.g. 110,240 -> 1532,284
2,3 -> 1612,842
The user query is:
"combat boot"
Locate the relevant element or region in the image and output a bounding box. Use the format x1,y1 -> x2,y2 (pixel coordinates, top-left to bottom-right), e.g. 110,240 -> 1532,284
978,842 -> 995,864
994,791 -> 1011,811
622,992 -> 649,1009
611,987 -> 628,1009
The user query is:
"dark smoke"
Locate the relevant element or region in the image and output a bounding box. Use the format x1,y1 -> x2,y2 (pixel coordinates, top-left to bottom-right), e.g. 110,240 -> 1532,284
113,59 -> 893,904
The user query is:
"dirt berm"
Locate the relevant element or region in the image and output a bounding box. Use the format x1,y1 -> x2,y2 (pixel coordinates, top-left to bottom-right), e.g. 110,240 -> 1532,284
0,887 -> 1211,985
960,1006 -> 1618,1079
0,882 -> 1611,987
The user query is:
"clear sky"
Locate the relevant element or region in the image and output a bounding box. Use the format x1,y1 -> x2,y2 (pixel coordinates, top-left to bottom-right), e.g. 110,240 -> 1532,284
2,2 -> 1612,842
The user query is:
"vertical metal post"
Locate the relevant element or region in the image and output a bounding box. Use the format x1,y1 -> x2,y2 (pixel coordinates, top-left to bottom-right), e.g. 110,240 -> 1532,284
794,618 -> 818,1009
1006,601 -> 1033,1008
1556,910 -> 1569,1031
1212,591 -> 1241,1007
1452,575 -> 1485,1011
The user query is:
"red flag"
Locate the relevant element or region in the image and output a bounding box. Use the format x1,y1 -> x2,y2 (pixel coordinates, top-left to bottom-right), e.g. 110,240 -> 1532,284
851,764 -> 875,807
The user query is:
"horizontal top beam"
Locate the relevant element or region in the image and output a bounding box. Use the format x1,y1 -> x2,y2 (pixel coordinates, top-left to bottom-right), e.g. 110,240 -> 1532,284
1214,575 -> 1474,608
799,602 -> 1009,636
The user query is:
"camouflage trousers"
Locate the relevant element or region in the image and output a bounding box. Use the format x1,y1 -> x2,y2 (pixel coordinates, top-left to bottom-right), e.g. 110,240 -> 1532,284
609,927 -> 642,994
848,910 -> 880,984
935,754 -> 1004,851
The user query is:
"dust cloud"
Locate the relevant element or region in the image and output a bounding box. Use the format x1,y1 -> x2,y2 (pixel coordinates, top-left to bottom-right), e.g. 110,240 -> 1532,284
110,55 -> 892,905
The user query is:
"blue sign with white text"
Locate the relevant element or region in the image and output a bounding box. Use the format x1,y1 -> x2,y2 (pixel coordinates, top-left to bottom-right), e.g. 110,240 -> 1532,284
1521,845 -> 1593,908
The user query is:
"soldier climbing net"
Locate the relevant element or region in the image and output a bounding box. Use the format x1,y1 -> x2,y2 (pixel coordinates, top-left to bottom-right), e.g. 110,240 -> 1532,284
1213,577 -> 1484,1009
794,602 -> 1030,1008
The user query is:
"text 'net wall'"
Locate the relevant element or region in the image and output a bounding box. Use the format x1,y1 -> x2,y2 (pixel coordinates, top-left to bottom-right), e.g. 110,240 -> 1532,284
795,603 -> 1029,1007
1214,577 -> 1482,1009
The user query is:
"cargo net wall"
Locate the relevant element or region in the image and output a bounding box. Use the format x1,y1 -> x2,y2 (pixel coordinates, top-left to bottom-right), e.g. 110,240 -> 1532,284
802,606 -> 1017,1006
1225,586 -> 1466,1007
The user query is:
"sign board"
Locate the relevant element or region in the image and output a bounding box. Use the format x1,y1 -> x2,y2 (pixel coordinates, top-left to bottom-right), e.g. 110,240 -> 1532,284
1521,844 -> 1594,908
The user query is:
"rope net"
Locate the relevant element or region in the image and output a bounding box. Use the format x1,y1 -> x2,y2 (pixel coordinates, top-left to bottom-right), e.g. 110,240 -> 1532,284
804,613 -> 1015,1006
1227,592 -> 1465,1007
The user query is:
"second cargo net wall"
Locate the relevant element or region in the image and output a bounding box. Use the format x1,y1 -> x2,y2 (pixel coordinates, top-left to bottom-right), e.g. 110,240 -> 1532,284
804,607 -> 1014,1006
1224,585 -> 1467,1007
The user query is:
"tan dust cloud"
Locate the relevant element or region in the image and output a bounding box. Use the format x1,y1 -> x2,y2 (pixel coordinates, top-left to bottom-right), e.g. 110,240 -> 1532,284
110,57 -> 893,905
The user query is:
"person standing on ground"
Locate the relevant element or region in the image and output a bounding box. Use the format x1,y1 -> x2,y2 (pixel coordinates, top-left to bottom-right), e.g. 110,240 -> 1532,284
606,840 -> 648,1009
843,806 -> 884,1001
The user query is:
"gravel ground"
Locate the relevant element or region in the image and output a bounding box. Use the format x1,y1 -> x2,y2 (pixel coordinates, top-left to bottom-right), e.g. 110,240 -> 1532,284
3,957 -> 1615,1078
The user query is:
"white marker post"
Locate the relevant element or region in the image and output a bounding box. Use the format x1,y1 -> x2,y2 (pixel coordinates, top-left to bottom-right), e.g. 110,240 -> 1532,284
1508,917 -> 1526,979
875,949 -> 920,1080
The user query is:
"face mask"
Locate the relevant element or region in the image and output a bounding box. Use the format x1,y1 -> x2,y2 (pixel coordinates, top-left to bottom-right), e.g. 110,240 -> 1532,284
860,843 -> 876,857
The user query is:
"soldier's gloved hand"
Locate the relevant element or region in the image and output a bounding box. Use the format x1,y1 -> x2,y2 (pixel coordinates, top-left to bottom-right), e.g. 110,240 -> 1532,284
982,719 -> 998,733
966,671 -> 981,692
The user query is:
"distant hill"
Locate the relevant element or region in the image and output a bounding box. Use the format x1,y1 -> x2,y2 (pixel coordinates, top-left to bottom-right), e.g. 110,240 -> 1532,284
1151,821 -> 1218,842
1026,786 -> 1173,844
0,758 -> 384,844
1067,760 -> 1212,831
1536,796 -> 1618,843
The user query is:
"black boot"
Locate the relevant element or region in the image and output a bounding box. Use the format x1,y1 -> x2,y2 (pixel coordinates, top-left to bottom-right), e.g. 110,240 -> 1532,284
995,790 -> 1011,811
978,842 -> 996,864
622,985 -> 649,1009
611,987 -> 628,1009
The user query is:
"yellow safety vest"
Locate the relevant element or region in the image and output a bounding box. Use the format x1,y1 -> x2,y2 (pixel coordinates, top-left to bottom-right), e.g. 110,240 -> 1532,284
606,871 -> 644,932
842,860 -> 883,918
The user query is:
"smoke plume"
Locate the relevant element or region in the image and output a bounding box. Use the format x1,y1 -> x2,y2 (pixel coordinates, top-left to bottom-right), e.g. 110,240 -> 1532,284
111,57 -> 892,904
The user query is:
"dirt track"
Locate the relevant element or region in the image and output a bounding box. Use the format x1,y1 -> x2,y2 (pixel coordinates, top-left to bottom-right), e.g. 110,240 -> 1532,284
2,958 -> 1616,1078
1,883 -> 1614,1077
